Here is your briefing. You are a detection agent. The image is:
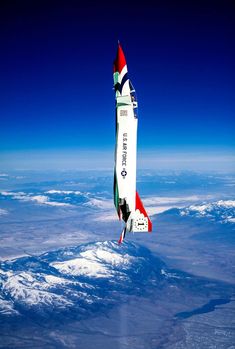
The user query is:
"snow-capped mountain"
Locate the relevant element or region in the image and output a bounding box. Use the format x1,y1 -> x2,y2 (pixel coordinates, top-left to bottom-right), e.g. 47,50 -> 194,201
0,241 -> 167,317
179,200 -> 235,224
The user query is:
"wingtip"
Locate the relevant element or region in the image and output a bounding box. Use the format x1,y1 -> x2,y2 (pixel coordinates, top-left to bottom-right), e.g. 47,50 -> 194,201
118,227 -> 126,244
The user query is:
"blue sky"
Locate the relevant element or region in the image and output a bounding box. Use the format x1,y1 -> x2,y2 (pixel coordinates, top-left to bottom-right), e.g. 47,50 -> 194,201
0,1 -> 234,170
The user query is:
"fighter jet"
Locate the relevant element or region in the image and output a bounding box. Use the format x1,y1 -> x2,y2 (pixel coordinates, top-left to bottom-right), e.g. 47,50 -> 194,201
113,42 -> 152,243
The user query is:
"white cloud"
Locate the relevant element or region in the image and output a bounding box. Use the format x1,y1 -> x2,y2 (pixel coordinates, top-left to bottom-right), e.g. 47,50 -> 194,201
94,212 -> 117,222
227,217 -> 235,223
0,191 -> 72,207
142,195 -> 213,206
45,201 -> 72,207
216,200 -> 235,208
85,198 -> 113,210
0,191 -> 11,196
28,195 -> 49,204
46,190 -> 82,195
0,208 -> 8,216
91,195 -> 210,221
141,195 -> 215,216
26,195 -> 72,207
0,191 -> 26,197
0,174 -> 8,181
145,206 -> 174,216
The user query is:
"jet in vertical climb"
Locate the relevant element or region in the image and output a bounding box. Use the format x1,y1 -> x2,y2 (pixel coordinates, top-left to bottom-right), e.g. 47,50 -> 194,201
113,42 -> 152,243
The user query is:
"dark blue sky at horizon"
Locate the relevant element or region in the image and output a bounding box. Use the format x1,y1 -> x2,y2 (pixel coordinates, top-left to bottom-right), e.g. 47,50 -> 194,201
0,0 -> 234,156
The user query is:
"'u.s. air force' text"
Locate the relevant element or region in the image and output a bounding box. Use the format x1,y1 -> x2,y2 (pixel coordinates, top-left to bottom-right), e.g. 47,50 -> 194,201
122,133 -> 127,166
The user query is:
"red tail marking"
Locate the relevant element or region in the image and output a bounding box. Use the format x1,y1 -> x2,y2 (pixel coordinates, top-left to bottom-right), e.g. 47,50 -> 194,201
113,43 -> 127,73
136,191 -> 152,232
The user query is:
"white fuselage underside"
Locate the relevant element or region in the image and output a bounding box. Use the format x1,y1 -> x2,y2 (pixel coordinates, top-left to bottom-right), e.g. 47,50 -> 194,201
115,102 -> 138,214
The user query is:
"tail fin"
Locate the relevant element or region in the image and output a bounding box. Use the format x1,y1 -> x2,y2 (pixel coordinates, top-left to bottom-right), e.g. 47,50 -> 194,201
133,191 -> 152,232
